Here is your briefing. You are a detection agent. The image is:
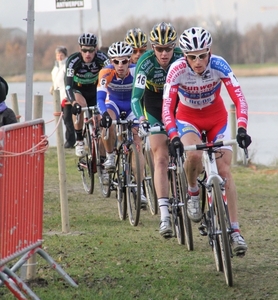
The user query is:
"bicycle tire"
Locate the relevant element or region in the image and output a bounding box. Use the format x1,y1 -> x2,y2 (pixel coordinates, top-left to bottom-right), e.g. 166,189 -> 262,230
114,147 -> 127,220
79,126 -> 94,194
144,146 -> 158,215
178,167 -> 193,250
169,166 -> 185,245
126,143 -> 141,226
207,208 -> 224,273
212,177 -> 233,286
94,137 -> 111,198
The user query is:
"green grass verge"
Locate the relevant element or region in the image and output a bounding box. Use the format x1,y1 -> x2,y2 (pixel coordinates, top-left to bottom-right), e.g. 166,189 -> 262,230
1,148 -> 278,299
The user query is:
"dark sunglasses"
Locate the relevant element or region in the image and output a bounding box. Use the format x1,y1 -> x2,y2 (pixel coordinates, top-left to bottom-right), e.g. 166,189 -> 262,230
133,48 -> 146,54
112,58 -> 130,65
185,51 -> 210,61
81,48 -> 95,53
154,46 -> 174,53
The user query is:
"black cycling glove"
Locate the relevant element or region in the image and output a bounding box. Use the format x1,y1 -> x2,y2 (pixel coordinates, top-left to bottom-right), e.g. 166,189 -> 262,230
100,111 -> 112,128
169,136 -> 184,158
71,102 -> 82,115
236,128 -> 252,149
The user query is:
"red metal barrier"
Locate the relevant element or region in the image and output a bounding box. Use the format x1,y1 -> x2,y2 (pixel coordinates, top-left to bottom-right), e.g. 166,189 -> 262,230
0,119 -> 77,299
0,119 -> 46,265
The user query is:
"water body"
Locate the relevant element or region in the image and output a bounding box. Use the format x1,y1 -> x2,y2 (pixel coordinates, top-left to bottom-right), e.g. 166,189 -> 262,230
6,76 -> 278,166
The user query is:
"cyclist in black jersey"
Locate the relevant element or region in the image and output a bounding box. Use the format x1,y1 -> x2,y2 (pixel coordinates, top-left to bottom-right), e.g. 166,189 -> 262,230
65,33 -> 109,157
125,28 -> 148,64
131,22 -> 183,238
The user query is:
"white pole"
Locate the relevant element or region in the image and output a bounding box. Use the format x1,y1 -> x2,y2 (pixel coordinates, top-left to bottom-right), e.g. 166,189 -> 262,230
96,0 -> 102,48
25,0 -> 35,121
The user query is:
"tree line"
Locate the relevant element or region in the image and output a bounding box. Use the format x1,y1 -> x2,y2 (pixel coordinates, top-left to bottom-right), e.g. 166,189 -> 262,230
1,16 -> 278,77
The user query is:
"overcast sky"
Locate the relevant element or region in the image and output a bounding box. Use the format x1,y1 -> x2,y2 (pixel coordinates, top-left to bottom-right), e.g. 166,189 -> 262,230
1,0 -> 278,35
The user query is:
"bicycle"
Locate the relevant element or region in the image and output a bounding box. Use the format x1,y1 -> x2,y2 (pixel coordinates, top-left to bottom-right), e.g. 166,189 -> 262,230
77,106 -> 110,198
184,132 -> 240,286
147,125 -> 193,248
105,112 -> 142,226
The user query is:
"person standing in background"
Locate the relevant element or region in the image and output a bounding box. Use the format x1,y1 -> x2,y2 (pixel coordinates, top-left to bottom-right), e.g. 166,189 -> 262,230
0,76 -> 17,127
51,46 -> 76,148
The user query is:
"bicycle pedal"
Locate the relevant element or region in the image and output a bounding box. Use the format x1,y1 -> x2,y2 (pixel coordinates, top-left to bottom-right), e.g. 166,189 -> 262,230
141,204 -> 147,210
198,224 -> 207,236
235,251 -> 246,258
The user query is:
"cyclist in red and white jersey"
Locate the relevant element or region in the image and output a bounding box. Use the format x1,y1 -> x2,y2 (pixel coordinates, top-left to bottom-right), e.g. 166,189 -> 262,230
162,27 -> 252,256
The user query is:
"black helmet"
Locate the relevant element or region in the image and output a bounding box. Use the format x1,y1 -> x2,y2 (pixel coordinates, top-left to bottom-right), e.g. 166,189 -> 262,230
0,76 -> 8,103
78,33 -> 98,47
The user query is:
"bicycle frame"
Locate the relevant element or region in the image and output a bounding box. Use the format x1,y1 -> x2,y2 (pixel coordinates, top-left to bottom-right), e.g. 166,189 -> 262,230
77,106 -> 110,197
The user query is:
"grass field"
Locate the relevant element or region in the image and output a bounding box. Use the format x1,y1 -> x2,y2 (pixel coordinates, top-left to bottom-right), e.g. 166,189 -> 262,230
1,147 -> 278,299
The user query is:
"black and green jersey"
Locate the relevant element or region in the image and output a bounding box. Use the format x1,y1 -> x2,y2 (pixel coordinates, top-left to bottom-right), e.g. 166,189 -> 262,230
65,51 -> 109,105
131,48 -> 183,119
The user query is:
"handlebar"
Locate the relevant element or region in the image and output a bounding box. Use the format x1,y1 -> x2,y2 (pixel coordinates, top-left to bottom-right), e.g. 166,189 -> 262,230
102,119 -> 140,140
183,139 -> 237,151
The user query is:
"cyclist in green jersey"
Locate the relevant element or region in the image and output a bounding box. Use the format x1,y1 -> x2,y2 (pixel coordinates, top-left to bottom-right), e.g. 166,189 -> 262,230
131,22 -> 183,238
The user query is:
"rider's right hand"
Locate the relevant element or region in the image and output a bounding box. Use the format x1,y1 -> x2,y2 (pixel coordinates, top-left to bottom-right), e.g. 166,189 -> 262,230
169,136 -> 184,158
138,120 -> 150,138
100,111 -> 112,128
71,102 -> 82,115
236,127 -> 252,149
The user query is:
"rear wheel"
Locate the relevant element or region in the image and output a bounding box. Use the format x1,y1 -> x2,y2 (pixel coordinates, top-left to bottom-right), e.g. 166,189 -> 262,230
212,177 -> 233,286
126,143 -> 141,226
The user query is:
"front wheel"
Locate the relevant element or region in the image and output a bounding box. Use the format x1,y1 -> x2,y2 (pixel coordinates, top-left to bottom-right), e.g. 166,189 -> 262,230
212,177 -> 233,287
178,167 -> 193,250
144,145 -> 158,215
169,168 -> 185,245
78,127 -> 94,194
126,143 -> 141,226
115,147 -> 127,221
94,138 -> 110,198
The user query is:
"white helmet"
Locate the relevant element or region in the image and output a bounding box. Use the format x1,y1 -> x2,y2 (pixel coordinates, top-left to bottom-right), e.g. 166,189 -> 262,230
179,27 -> 212,52
107,41 -> 133,58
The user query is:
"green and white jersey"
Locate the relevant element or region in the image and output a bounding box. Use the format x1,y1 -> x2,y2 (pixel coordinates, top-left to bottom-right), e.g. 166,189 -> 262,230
131,48 -> 183,119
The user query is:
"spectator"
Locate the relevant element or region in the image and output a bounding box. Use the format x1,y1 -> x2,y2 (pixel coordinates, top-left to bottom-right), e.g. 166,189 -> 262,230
0,76 -> 17,127
51,46 -> 76,148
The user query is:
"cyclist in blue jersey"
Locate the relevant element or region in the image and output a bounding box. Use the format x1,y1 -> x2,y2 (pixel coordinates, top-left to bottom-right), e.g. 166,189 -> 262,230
65,33 -> 109,157
131,22 -> 183,238
97,41 -> 147,205
125,28 -> 148,64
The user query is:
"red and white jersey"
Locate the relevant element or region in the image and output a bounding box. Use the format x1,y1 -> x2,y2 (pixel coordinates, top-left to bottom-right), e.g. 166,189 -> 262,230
162,54 -> 248,140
